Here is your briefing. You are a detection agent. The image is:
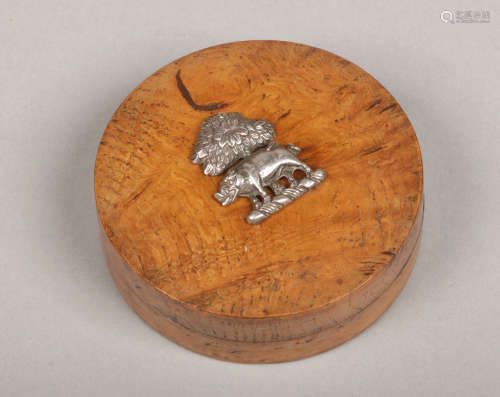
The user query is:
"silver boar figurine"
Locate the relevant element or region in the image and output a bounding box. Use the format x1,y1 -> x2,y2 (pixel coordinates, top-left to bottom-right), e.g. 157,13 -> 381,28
214,143 -> 311,209
192,113 -> 326,224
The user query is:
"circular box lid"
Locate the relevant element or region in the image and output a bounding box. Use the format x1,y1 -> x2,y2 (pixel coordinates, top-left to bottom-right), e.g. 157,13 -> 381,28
94,40 -> 423,363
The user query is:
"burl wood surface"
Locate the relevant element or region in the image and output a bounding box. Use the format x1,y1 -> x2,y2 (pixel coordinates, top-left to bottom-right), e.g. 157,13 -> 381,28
94,40 -> 423,362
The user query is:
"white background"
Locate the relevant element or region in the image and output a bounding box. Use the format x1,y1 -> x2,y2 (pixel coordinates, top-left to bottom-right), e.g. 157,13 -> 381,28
1,1 -> 499,396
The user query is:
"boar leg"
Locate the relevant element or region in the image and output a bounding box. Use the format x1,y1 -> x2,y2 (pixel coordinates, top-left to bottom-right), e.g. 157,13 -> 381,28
270,181 -> 284,195
283,163 -> 312,186
254,180 -> 271,204
249,194 -> 262,210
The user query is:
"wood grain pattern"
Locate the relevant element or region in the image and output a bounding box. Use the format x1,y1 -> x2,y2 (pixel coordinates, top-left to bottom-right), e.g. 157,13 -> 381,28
94,40 -> 424,362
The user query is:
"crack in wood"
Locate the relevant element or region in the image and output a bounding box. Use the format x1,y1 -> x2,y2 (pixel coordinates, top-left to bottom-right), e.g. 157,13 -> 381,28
365,99 -> 381,111
278,109 -> 291,120
379,103 -> 397,113
176,70 -> 228,111
363,146 -> 385,156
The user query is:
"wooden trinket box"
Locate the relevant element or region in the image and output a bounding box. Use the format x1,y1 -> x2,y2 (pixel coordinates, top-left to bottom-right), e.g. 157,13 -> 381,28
94,40 -> 423,363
